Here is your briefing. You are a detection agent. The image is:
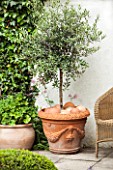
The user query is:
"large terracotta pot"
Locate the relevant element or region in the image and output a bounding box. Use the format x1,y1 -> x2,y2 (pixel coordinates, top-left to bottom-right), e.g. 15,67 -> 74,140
0,123 -> 35,150
38,109 -> 90,153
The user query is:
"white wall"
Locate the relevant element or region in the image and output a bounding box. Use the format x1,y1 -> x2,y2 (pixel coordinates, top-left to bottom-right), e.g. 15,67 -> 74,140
37,0 -> 113,147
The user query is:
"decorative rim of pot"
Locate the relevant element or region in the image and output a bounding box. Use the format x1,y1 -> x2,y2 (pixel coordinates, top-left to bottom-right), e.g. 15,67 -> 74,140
0,123 -> 33,128
38,109 -> 90,120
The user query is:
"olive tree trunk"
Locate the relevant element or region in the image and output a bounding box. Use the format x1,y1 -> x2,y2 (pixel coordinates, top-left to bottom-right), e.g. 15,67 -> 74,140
59,68 -> 63,110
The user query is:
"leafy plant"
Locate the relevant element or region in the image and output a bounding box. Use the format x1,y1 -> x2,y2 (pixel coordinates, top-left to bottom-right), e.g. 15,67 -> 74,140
21,0 -> 105,109
0,0 -> 43,96
0,92 -> 37,125
0,92 -> 49,150
0,149 -> 58,170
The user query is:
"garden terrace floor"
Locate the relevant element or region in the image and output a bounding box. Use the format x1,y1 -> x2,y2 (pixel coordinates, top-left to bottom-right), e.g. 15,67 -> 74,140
34,148 -> 113,170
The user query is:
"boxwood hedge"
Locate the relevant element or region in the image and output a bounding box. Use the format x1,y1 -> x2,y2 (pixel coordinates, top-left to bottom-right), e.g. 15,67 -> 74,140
0,149 -> 58,170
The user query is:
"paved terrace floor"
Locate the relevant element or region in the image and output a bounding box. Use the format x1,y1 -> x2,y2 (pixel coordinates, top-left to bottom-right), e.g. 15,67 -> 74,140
34,148 -> 113,170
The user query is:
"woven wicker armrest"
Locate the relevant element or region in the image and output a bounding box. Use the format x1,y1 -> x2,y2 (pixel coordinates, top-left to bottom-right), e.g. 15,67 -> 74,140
97,119 -> 113,126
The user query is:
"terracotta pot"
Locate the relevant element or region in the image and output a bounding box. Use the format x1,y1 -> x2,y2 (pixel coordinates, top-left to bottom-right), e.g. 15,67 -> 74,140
0,123 -> 35,150
38,109 -> 90,153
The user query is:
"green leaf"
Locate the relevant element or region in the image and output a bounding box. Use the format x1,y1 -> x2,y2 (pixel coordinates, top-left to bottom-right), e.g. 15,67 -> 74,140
23,115 -> 31,124
10,1 -> 18,7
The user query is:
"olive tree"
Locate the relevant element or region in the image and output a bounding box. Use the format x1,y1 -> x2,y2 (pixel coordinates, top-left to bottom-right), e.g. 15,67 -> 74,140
21,0 -> 105,109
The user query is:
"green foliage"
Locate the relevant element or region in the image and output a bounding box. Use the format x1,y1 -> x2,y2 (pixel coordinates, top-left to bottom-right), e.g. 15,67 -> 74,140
0,92 -> 38,125
0,0 -> 43,53
0,54 -> 33,96
0,0 -> 43,96
0,0 -> 48,150
0,149 -> 58,170
33,117 -> 49,150
21,0 -> 105,90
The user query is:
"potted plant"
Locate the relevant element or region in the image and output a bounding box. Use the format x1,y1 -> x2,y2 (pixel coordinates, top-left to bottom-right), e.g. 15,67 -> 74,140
21,0 -> 105,153
0,92 -> 38,149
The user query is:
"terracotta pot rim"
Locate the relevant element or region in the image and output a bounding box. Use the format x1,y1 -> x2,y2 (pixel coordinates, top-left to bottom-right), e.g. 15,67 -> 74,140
38,109 -> 90,120
0,123 -> 33,128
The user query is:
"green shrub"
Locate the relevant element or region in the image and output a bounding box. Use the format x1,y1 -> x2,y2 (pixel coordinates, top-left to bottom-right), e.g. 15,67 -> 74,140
0,149 -> 58,170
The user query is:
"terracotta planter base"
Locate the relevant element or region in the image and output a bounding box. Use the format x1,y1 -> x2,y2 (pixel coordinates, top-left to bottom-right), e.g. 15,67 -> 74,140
49,147 -> 80,154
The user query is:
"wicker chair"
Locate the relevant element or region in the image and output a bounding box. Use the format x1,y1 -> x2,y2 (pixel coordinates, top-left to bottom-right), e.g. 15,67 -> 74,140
94,87 -> 113,157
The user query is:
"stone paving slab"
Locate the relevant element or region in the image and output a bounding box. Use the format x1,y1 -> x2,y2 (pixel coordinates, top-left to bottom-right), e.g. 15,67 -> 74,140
93,151 -> 113,170
34,150 -> 61,163
57,148 -> 111,162
55,159 -> 94,170
34,148 -> 113,170
92,167 -> 112,170
37,148 -> 111,161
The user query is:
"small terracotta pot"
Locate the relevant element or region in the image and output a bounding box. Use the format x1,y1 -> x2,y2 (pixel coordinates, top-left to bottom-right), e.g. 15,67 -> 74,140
0,124 -> 35,150
38,108 -> 90,153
